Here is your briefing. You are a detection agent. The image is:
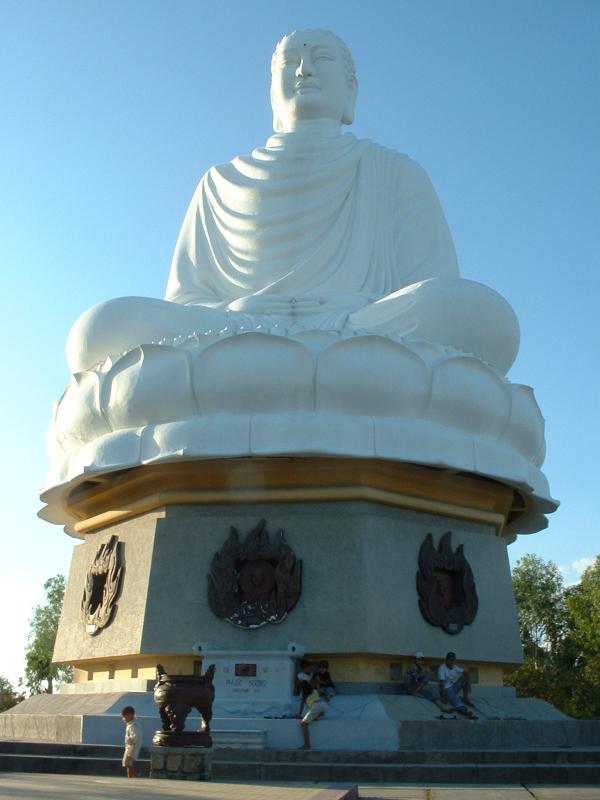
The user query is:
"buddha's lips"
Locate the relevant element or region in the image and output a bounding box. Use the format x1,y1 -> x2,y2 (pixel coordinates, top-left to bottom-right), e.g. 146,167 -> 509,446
295,81 -> 320,92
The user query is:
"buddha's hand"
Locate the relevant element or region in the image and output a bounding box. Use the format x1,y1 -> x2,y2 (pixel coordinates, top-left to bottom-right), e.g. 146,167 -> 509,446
227,295 -> 324,315
227,293 -> 371,317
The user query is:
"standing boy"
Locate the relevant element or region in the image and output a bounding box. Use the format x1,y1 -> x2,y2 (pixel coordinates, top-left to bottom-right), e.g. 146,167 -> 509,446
121,705 -> 143,777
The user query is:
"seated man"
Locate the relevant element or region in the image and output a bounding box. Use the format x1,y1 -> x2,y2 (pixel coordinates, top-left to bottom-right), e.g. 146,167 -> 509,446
404,651 -> 443,710
438,651 -> 477,719
66,29 -> 519,377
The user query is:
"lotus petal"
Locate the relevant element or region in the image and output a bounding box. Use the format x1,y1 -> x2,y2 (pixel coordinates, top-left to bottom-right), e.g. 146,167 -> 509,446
502,384 -> 546,464
316,336 -> 430,417
427,357 -> 511,437
54,372 -> 109,449
193,333 -> 314,414
102,345 -> 195,430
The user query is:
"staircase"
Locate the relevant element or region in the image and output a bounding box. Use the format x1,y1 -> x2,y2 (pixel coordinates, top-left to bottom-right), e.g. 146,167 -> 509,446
212,746 -> 600,784
1,739 -> 599,783
0,740 -> 149,777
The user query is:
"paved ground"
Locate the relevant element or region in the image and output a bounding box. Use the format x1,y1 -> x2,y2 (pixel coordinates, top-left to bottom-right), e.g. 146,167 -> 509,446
0,776 -> 600,800
0,775 -> 352,800
360,788 -> 600,799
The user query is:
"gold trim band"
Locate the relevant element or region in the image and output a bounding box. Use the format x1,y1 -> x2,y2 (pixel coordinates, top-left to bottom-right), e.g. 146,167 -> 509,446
67,457 -> 517,536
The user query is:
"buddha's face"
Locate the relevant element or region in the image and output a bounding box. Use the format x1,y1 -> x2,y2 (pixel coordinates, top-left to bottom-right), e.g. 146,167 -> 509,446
271,30 -> 357,133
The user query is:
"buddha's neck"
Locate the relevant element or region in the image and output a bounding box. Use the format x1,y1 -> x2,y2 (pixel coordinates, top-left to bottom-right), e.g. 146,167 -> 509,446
281,119 -> 343,137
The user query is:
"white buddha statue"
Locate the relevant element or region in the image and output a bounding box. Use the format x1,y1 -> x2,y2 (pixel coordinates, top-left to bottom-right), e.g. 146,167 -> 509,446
67,29 -> 519,376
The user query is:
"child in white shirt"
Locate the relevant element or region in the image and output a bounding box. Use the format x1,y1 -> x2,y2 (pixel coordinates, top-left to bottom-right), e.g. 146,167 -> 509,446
121,705 -> 143,777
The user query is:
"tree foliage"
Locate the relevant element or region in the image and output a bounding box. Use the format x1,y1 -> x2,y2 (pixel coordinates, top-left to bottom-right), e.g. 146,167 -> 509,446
0,675 -> 23,712
511,554 -> 567,663
505,553 -> 600,719
24,575 -> 73,694
565,555 -> 600,718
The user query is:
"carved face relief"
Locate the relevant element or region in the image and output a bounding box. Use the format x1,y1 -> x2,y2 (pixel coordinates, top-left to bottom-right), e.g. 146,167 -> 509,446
416,532 -> 478,635
207,519 -> 302,628
239,559 -> 276,603
81,534 -> 124,635
271,30 -> 356,132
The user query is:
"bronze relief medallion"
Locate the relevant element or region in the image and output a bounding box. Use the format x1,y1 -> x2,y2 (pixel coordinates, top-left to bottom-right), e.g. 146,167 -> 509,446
416,531 -> 478,635
81,534 -> 124,635
208,519 -> 302,628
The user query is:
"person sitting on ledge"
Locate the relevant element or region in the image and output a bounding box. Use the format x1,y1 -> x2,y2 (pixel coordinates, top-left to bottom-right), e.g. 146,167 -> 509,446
299,674 -> 328,749
316,659 -> 337,700
66,28 -> 519,378
296,658 -> 315,717
404,651 -> 444,710
438,651 -> 477,719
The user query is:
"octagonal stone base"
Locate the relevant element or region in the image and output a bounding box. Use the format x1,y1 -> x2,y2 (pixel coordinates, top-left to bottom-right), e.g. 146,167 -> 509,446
53,480 -> 523,682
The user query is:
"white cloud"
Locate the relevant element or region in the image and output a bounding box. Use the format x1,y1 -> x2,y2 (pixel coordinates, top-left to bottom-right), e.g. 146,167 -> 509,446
572,557 -> 595,577
559,556 -> 596,585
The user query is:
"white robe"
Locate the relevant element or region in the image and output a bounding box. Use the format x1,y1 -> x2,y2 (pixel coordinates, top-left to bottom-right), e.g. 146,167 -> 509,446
166,133 -> 459,318
66,133 -> 518,374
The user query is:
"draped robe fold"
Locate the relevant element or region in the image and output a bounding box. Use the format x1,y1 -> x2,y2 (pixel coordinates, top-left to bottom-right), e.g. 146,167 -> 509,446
166,133 -> 459,326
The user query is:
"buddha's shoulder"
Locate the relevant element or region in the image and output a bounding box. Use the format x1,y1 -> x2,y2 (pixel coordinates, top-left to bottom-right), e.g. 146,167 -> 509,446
197,136 -> 430,186
358,138 -> 431,180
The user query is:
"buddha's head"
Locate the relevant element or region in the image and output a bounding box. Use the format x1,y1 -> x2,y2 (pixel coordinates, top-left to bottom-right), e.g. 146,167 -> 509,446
270,29 -> 358,133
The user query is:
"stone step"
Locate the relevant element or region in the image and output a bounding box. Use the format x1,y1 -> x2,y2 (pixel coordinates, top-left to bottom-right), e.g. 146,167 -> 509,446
4,739 -> 598,765
213,729 -> 267,749
212,759 -> 600,784
213,747 -> 600,765
0,751 -> 150,777
0,740 -> 128,758
1,739 -> 599,784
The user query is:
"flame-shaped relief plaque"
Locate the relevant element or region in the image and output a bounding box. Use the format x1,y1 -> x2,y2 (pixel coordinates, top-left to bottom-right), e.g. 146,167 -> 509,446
81,534 -> 124,635
416,531 -> 478,635
208,519 -> 302,629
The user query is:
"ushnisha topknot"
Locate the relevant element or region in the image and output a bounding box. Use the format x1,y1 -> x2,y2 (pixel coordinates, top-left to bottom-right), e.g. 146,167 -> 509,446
271,29 -> 357,83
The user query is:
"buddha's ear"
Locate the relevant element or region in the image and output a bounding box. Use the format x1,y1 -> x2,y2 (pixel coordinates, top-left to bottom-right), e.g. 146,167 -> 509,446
270,89 -> 283,133
342,76 -> 358,126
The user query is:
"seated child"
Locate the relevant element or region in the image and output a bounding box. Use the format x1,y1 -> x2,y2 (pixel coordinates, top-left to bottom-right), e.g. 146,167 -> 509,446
316,660 -> 336,700
299,675 -> 328,749
296,658 -> 315,717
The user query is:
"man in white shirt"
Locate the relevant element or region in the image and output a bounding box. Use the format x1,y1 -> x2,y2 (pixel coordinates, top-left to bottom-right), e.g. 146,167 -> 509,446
438,651 -> 477,719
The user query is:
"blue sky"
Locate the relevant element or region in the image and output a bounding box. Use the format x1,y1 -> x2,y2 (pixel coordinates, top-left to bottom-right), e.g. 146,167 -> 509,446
1,0 -> 598,685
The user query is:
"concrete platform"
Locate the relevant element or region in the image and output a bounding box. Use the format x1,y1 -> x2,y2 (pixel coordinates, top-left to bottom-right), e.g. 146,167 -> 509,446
0,688 -> 580,752
0,774 -> 599,800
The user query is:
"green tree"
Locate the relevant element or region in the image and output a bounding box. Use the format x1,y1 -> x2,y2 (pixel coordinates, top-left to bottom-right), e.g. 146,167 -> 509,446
564,556 -> 600,718
511,554 -> 567,664
505,554 -> 571,709
24,575 -> 73,694
0,675 -> 23,711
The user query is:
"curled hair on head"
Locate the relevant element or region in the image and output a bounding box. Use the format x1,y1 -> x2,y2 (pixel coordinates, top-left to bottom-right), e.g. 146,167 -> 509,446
271,29 -> 356,84
121,705 -> 135,716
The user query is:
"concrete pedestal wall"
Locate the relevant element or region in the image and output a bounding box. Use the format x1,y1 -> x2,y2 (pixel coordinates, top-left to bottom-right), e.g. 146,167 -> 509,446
54,500 -> 522,675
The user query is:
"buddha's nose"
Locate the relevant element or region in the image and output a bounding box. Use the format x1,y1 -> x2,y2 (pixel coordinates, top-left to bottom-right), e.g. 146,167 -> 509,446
295,57 -> 314,78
